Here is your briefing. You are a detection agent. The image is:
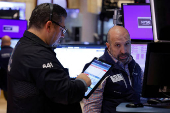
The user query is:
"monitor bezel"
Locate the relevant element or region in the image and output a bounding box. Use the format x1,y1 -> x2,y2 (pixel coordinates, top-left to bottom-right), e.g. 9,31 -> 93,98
150,0 -> 158,42
83,57 -> 113,99
142,42 -> 170,98
150,0 -> 170,43
121,3 -> 153,43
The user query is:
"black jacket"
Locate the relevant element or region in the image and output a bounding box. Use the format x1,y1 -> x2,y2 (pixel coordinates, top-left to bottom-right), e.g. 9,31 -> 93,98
0,46 -> 13,91
7,31 -> 86,113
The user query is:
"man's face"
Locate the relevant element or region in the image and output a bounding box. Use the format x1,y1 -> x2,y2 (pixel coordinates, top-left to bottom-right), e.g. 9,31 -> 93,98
106,30 -> 131,64
50,17 -> 66,47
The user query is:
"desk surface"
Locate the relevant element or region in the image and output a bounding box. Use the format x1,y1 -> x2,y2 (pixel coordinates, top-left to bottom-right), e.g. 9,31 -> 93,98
116,103 -> 170,113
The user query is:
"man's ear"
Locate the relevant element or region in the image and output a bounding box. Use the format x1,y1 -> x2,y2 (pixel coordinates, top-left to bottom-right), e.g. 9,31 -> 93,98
106,42 -> 110,50
45,21 -> 52,33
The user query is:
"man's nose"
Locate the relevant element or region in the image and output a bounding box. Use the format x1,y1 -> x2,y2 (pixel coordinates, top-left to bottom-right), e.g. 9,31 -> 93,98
120,46 -> 126,54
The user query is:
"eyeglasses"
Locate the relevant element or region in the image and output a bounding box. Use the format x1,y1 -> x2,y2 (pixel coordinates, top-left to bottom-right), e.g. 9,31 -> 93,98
48,3 -> 67,34
51,20 -> 67,34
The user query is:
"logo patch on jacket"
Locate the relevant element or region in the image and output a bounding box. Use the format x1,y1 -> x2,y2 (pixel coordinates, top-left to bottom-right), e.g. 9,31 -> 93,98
110,74 -> 124,83
42,62 -> 53,68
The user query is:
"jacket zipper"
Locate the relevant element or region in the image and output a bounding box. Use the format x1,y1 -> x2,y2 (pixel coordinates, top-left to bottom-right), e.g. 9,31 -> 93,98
120,73 -> 127,88
130,63 -> 137,87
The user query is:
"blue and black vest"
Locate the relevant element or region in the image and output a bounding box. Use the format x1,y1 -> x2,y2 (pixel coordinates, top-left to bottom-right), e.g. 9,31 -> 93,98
100,48 -> 142,113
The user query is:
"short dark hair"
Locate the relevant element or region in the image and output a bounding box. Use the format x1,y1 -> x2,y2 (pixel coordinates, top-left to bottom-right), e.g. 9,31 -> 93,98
28,3 -> 67,29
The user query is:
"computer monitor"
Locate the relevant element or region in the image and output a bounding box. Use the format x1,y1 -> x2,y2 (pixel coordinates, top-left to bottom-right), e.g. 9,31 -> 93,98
131,43 -> 147,72
54,44 -> 105,78
0,10 -> 19,19
142,42 -> 170,98
36,0 -> 67,8
150,0 -> 170,42
0,19 -> 27,39
54,43 -> 147,78
10,39 -> 19,48
0,1 -> 26,20
37,0 -> 51,5
121,3 -> 153,42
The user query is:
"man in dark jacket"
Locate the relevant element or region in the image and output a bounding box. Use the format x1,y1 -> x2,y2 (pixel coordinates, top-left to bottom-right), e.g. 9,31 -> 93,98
0,35 -> 13,101
7,3 -> 91,113
83,26 -> 143,113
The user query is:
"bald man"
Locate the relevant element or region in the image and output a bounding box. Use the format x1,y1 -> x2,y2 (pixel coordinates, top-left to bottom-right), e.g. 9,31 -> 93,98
1,35 -> 11,47
0,35 -> 13,101
83,26 -> 144,113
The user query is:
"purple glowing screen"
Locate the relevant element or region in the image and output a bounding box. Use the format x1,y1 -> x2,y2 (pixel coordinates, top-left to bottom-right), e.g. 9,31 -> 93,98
0,19 -> 27,39
122,4 -> 153,40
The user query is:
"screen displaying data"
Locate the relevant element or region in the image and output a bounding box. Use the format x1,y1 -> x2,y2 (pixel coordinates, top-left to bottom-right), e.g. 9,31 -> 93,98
54,44 -> 105,78
84,59 -> 112,96
131,44 -> 147,71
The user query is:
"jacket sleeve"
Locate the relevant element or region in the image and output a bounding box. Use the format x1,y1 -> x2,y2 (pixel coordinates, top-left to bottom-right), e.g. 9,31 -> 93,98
25,52 -> 87,105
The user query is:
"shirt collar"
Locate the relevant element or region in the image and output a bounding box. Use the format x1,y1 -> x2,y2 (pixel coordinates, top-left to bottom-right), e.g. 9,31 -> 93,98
23,30 -> 52,49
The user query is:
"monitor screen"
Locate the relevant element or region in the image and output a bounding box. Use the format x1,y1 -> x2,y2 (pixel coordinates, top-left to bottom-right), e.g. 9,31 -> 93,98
54,44 -> 147,78
142,42 -> 170,98
37,0 -> 67,9
0,19 -> 27,39
0,1 -> 26,20
131,43 -> 147,72
84,58 -> 112,98
150,0 -> 170,42
37,0 -> 51,5
54,44 -> 105,78
122,3 -> 153,41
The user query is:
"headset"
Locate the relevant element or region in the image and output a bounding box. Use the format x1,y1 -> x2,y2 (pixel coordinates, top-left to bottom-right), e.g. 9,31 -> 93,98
48,3 -> 67,34
49,3 -> 53,21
